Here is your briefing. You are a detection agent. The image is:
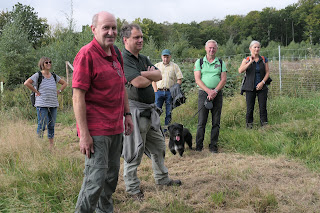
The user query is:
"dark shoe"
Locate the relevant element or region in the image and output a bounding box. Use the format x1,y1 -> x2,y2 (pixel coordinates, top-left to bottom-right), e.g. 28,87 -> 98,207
261,122 -> 268,127
209,145 -> 218,153
128,191 -> 144,202
166,179 -> 182,186
158,179 -> 182,186
246,123 -> 253,129
195,147 -> 202,152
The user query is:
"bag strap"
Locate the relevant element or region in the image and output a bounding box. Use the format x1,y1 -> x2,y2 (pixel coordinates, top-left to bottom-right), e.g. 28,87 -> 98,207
113,45 -> 123,70
200,57 -> 223,72
37,71 -> 43,91
52,72 -> 57,83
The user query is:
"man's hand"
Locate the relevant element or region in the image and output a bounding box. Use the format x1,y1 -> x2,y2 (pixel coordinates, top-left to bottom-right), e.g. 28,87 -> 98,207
207,89 -> 218,101
79,135 -> 94,158
147,66 -> 156,71
124,116 -> 134,135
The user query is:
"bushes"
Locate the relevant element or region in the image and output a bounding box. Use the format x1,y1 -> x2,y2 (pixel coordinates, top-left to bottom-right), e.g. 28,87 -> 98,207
0,84 -> 73,121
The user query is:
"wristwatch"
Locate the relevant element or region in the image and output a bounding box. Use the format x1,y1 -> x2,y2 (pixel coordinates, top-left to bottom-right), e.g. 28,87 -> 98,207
59,90 -> 62,93
124,112 -> 132,116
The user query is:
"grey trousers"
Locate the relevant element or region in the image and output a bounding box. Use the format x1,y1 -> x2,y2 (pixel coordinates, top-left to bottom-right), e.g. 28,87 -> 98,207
123,117 -> 170,195
75,134 -> 123,213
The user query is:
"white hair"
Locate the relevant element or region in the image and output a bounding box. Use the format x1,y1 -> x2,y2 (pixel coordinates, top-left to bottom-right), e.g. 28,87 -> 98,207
205,40 -> 218,48
249,40 -> 261,48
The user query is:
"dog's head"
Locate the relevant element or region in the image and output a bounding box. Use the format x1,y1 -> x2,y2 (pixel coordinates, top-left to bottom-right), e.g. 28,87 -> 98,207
168,123 -> 184,142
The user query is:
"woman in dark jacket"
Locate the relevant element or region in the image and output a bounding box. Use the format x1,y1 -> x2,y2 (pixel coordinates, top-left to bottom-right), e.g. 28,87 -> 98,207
238,41 -> 270,128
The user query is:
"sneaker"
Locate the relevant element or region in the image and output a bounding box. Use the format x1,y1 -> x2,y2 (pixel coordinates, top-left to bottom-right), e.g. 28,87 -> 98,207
167,179 -> 182,186
128,191 -> 144,202
158,179 -> 182,186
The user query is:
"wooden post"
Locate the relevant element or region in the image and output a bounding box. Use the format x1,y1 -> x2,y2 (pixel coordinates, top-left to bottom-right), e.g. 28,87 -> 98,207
66,61 -> 69,85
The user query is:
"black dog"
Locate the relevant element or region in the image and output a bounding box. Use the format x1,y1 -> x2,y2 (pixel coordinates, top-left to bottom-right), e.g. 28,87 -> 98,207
168,123 -> 192,156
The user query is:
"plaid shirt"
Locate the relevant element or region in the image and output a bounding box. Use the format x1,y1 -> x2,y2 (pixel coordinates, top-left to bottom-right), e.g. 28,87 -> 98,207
72,38 -> 126,136
154,61 -> 183,89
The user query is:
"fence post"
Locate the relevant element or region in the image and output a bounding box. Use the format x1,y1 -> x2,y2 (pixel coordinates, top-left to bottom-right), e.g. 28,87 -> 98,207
66,61 -> 69,85
278,45 -> 282,94
0,82 -> 3,110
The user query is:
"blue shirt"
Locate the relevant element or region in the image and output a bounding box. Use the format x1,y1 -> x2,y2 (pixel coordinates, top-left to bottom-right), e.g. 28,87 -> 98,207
253,57 -> 268,87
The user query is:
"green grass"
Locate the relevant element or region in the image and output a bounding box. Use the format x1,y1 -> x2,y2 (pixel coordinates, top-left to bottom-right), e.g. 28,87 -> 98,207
1,91 -> 320,212
173,90 -> 320,171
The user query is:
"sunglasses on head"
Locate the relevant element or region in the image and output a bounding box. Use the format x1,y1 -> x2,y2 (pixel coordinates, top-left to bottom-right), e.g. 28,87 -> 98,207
45,61 -> 52,64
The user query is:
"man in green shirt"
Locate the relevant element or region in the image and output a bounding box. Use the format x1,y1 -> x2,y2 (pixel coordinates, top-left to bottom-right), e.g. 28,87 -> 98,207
121,24 -> 182,201
194,40 -> 227,153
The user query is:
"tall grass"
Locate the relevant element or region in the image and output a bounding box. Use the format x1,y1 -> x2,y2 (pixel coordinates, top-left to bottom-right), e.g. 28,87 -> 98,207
0,111 -> 82,212
1,90 -> 320,212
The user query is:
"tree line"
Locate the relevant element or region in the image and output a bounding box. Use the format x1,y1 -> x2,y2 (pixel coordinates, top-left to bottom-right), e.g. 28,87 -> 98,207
1,0 -> 320,89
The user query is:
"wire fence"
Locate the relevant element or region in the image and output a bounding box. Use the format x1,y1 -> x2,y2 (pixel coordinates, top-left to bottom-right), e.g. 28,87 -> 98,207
148,46 -> 320,98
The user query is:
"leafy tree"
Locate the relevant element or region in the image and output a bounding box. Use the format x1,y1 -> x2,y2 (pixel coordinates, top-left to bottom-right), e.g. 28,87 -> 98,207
0,10 -> 10,36
9,3 -> 48,49
0,14 -> 35,88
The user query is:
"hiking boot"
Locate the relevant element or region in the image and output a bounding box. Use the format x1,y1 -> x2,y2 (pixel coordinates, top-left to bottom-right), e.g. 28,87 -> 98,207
158,179 -> 182,186
128,191 -> 144,202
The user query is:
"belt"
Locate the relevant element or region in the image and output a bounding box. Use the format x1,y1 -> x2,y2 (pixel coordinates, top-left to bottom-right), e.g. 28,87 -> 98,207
158,88 -> 169,91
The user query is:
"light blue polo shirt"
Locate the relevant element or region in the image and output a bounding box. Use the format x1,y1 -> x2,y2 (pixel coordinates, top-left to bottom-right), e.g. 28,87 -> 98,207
194,57 -> 227,89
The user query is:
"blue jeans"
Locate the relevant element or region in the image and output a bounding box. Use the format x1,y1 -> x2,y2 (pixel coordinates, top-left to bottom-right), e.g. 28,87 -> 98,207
36,107 -> 57,139
195,90 -> 223,150
155,91 -> 172,125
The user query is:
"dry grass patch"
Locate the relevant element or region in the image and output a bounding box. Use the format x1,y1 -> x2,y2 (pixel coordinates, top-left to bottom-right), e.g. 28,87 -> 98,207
114,142 -> 320,213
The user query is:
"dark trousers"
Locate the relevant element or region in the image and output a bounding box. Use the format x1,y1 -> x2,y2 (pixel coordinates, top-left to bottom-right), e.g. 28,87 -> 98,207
245,89 -> 268,125
195,90 -> 223,150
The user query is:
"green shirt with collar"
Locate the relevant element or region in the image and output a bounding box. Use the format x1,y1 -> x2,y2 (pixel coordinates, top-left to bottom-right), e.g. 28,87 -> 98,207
122,48 -> 156,104
194,56 -> 227,89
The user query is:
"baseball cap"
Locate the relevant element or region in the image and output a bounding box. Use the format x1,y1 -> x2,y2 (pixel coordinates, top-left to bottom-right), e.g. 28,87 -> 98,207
161,49 -> 171,56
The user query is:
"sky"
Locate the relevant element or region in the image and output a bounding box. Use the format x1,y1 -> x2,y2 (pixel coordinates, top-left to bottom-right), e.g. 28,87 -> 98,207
1,0 -> 299,31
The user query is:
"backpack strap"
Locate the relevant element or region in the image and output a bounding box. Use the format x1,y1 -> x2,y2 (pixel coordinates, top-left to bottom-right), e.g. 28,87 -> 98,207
37,71 -> 43,91
52,72 -> 57,83
200,57 -> 223,72
199,58 -> 203,70
218,58 -> 223,72
113,45 -> 123,70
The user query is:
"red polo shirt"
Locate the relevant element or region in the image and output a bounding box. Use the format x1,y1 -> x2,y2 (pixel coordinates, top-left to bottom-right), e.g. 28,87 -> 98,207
73,38 -> 126,136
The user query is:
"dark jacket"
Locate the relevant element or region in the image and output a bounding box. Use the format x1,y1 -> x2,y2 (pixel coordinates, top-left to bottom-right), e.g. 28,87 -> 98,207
170,83 -> 186,109
241,56 -> 268,93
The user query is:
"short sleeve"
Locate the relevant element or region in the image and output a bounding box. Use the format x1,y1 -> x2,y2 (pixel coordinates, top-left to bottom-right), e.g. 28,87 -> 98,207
194,59 -> 201,71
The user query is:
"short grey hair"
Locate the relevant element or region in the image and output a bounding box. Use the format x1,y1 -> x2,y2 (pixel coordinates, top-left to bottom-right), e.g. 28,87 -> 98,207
92,13 -> 99,27
249,40 -> 261,48
92,12 -> 115,27
205,40 -> 218,48
120,24 -> 142,44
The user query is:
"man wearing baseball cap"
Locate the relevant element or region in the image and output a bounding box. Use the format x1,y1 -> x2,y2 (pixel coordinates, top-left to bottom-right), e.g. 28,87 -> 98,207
153,49 -> 183,131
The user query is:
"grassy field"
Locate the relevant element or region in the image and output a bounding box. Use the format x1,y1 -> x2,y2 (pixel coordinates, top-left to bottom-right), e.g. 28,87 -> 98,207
0,91 -> 320,212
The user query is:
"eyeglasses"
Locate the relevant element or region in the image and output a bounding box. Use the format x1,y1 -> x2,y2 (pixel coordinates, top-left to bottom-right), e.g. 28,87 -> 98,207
45,61 -> 52,64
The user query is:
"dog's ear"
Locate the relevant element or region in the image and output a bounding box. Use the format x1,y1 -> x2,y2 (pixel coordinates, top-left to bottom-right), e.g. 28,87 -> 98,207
168,125 -> 172,131
178,124 -> 183,129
